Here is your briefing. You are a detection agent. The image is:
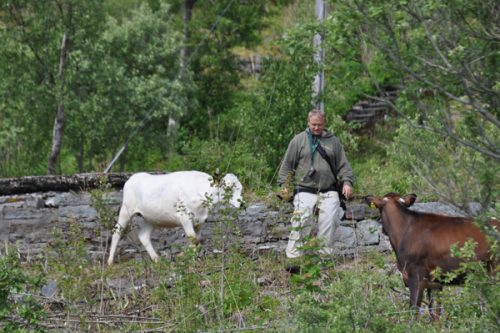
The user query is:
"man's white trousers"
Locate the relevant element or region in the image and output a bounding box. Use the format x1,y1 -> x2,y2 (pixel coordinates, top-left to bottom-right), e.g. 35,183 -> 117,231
286,190 -> 343,258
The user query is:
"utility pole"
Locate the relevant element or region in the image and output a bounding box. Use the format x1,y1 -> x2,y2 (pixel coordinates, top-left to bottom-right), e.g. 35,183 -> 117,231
312,0 -> 326,112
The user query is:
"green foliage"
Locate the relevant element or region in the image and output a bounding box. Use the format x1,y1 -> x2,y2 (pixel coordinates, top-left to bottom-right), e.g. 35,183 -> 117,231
0,1 -> 193,175
352,125 -> 416,196
66,2 -> 193,173
0,0 -> 108,176
90,177 -> 119,231
152,248 -> 261,331
290,254 -> 428,333
391,119 -> 498,208
174,136 -> 272,189
1,0 -> 498,214
323,0 -> 499,204
1,1 -> 500,331
44,220 -> 95,303
0,247 -> 46,332
3,235 -> 499,332
178,0 -> 276,139
289,237 -> 331,293
149,192 -> 262,332
239,24 -> 319,182
353,153 -> 415,197
433,238 -> 500,332
328,0 -> 499,153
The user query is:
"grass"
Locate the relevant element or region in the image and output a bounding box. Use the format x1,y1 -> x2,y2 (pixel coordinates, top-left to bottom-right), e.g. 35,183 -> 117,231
3,239 -> 499,332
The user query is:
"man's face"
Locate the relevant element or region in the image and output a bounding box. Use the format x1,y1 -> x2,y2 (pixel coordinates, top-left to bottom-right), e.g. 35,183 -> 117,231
308,115 -> 325,136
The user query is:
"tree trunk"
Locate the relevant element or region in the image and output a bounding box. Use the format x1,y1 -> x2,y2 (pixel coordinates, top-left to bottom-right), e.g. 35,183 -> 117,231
180,0 -> 196,70
47,32 -> 69,175
77,134 -> 84,173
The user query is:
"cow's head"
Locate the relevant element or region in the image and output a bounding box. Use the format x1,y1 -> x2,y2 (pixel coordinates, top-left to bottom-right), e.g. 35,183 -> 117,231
220,173 -> 244,208
365,193 -> 417,209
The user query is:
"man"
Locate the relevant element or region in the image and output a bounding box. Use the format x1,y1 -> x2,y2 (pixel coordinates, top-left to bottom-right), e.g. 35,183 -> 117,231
278,109 -> 354,260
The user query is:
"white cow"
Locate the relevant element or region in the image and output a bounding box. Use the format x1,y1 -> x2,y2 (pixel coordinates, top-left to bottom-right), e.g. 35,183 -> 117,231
107,171 -> 243,265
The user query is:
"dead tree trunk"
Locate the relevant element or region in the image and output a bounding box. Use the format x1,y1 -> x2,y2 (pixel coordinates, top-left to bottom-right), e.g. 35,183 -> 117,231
0,173 -> 134,195
47,32 -> 68,175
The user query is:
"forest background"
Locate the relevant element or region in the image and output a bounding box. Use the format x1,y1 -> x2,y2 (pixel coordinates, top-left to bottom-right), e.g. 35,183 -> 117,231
0,0 -> 498,214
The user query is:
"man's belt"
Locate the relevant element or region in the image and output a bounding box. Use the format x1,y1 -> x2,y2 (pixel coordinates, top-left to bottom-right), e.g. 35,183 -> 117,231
294,186 -> 335,195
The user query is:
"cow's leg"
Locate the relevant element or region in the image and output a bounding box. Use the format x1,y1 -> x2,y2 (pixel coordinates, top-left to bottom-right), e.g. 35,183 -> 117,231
408,272 -> 424,312
427,285 -> 443,320
422,275 -> 443,319
108,205 -> 133,265
193,223 -> 203,243
137,223 -> 159,262
178,212 -> 200,246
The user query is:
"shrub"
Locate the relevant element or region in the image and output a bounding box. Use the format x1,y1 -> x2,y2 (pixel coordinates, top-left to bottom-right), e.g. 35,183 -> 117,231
0,247 -> 46,332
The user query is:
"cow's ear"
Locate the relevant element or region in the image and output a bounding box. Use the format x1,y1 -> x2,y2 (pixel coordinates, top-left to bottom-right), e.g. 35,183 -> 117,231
401,194 -> 417,207
364,195 -> 384,209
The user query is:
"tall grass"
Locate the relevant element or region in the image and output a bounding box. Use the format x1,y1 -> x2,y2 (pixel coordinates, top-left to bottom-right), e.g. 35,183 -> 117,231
3,237 -> 498,332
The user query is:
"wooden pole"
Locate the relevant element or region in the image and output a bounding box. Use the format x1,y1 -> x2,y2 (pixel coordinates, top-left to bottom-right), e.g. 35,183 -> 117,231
312,0 -> 326,112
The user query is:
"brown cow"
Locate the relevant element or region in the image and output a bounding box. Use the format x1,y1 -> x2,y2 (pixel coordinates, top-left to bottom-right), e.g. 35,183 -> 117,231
365,192 -> 498,314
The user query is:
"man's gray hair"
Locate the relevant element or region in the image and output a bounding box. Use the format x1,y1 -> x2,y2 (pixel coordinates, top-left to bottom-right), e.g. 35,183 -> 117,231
308,109 -> 326,122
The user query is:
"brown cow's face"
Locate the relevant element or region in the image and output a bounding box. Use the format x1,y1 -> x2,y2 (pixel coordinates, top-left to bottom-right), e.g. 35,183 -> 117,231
364,195 -> 387,209
365,193 -> 417,209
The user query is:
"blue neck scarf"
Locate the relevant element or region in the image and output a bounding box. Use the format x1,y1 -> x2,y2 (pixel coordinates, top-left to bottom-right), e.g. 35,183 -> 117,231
307,129 -> 320,161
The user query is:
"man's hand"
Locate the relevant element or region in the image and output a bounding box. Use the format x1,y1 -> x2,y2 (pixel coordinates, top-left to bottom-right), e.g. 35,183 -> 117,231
278,186 -> 293,202
342,184 -> 353,199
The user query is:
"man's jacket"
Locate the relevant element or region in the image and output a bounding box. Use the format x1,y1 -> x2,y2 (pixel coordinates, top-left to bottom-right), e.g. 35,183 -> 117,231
278,128 -> 354,192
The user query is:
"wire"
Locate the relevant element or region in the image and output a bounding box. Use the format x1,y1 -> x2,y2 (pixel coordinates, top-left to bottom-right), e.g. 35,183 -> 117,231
105,0 -> 239,173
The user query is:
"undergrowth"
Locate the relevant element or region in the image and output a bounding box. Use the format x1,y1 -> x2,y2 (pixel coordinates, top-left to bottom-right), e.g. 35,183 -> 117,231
3,239 -> 499,332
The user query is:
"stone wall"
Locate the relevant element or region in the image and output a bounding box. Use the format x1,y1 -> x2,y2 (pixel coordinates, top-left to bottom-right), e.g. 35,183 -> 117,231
0,186 -> 472,263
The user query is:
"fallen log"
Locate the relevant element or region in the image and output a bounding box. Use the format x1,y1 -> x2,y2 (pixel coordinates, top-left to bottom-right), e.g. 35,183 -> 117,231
0,173 -> 134,195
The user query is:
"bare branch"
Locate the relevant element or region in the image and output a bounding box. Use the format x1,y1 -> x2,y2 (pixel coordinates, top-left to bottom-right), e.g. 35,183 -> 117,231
366,94 -> 500,160
419,18 -> 453,69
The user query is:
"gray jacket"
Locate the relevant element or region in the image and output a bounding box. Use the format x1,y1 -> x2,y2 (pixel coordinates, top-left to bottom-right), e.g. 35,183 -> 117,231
278,128 -> 354,191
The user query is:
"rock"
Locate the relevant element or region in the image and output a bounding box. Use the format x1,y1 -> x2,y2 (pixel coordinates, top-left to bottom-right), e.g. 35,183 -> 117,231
331,225 -> 357,247
345,204 -> 365,220
41,280 -> 58,298
411,202 -> 466,217
2,174 -> 485,262
356,220 -> 380,245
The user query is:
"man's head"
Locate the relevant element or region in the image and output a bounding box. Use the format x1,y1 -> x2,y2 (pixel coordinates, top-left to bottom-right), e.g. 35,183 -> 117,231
307,109 -> 326,136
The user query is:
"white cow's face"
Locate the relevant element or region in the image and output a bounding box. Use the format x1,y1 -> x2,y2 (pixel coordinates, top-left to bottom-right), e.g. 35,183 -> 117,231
221,173 -> 243,208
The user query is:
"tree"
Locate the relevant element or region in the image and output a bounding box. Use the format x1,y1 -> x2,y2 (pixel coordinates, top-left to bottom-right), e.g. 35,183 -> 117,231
0,1 -> 193,175
167,0 -> 274,139
67,2 -> 194,172
325,0 -> 499,209
0,0 -> 106,175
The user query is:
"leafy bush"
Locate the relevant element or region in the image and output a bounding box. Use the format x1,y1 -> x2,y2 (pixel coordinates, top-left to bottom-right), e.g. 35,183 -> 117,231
430,238 -> 500,332
0,247 -> 46,332
349,119 -> 416,196
289,253 -> 431,333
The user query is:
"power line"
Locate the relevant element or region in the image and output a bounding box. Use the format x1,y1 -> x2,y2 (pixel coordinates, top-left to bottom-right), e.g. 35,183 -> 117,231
104,0 -> 238,173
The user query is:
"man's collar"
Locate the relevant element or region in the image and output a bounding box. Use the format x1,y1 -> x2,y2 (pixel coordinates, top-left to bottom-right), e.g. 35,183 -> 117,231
306,128 -> 326,138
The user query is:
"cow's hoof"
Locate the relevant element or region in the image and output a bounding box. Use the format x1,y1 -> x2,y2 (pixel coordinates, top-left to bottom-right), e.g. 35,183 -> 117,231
285,261 -> 301,275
